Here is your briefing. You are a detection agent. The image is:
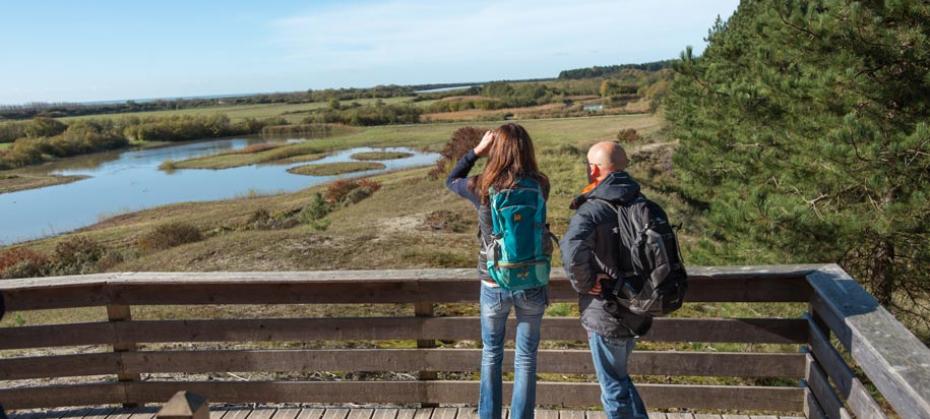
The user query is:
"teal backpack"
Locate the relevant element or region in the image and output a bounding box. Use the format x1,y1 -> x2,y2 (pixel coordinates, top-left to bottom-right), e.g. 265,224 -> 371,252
485,178 -> 553,290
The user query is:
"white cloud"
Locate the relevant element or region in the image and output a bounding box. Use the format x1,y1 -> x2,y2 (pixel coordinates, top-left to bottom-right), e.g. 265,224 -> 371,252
271,0 -> 738,73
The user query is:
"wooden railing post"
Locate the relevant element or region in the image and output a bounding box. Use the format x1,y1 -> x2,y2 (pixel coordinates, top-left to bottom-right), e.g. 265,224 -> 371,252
415,300 -> 437,407
157,391 -> 209,419
108,304 -> 140,408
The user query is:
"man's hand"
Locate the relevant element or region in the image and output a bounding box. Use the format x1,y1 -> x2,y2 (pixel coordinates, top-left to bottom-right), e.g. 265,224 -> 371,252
587,274 -> 610,295
474,130 -> 495,157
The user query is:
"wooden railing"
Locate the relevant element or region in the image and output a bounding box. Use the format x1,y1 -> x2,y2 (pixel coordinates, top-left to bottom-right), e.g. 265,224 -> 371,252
0,265 -> 927,417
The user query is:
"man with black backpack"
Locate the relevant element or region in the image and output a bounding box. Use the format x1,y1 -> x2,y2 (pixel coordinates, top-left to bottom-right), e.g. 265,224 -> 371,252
560,141 -> 687,419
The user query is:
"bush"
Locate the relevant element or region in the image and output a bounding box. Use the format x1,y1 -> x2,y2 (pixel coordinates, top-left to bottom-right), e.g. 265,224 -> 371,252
324,179 -> 382,205
0,248 -> 50,279
0,120 -> 28,143
428,127 -> 484,179
303,104 -> 422,126
24,117 -> 67,138
357,179 -> 382,193
95,250 -> 125,271
342,187 -> 372,206
616,128 -> 641,143
299,193 -> 333,231
52,236 -> 106,275
137,222 -> 203,252
324,179 -> 362,204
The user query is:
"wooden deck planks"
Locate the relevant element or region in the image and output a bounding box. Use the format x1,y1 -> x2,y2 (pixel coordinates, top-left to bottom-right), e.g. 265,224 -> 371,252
430,409 -> 455,419
9,406 -> 806,419
370,410 -> 398,419
534,410 -> 558,419
248,409 -> 278,419
296,409 -> 325,419
345,410 -> 373,419
321,409 -> 350,419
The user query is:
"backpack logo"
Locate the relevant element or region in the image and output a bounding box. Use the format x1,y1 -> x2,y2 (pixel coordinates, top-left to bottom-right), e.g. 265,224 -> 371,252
485,178 -> 553,290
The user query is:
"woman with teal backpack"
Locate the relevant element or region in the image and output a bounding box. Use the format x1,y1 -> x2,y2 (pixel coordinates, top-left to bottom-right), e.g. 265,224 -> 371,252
446,123 -> 553,419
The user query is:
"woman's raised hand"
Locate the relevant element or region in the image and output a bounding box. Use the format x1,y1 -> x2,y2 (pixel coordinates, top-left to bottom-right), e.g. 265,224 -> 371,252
474,130 -> 495,157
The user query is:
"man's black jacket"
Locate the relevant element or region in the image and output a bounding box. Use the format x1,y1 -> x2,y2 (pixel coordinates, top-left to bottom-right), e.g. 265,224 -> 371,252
560,171 -> 652,338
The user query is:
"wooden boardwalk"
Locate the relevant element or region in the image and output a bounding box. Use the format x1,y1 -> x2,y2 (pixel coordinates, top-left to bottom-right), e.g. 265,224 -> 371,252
7,406 -> 804,419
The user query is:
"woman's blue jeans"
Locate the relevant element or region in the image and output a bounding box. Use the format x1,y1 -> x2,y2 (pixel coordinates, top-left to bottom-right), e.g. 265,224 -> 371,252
478,284 -> 548,419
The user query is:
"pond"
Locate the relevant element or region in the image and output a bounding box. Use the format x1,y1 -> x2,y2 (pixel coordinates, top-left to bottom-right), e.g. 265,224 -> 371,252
0,136 -> 439,245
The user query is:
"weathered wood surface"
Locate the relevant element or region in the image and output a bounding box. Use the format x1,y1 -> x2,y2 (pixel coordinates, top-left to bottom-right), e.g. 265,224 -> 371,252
0,381 -> 803,411
0,317 -> 808,350
805,317 -> 885,419
0,266 -> 818,311
0,349 -> 806,380
5,406 -> 809,419
805,356 -> 851,419
0,383 -> 124,409
107,304 -> 140,408
807,264 -> 930,419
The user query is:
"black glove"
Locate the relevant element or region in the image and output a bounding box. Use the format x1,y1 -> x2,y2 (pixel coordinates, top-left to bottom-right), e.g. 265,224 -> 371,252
569,194 -> 588,210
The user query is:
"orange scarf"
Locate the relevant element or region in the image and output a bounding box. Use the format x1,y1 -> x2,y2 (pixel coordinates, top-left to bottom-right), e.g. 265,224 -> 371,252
581,179 -> 601,195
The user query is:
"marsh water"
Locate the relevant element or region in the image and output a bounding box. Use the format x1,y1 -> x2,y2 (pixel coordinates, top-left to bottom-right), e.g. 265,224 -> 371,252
0,136 -> 439,244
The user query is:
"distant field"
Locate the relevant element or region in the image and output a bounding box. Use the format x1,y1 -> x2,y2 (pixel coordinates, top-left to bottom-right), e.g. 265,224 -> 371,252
0,143 -> 9,150
60,96 -> 419,123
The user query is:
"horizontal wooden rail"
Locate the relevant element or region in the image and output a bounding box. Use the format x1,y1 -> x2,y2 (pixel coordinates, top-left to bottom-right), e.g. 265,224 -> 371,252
0,265 -> 858,413
0,266 -> 817,311
0,317 -> 808,350
0,349 -> 807,380
0,381 -> 805,411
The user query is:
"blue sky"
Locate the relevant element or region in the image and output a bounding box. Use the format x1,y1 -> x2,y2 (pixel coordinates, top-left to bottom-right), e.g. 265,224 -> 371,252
0,0 -> 738,105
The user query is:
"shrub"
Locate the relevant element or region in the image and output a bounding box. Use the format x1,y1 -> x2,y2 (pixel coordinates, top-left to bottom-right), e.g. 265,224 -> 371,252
0,248 -> 50,279
616,128 -> 641,143
24,117 -> 67,138
299,193 -> 332,223
159,159 -> 177,172
342,187 -> 373,206
324,179 -> 362,204
52,236 -> 106,275
298,193 -> 332,231
324,179 -> 382,204
137,222 -> 203,252
357,179 -> 382,193
428,127 -> 484,179
95,250 -> 125,271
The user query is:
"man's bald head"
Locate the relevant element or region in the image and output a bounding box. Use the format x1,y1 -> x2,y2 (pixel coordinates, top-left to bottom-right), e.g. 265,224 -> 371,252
587,141 -> 628,182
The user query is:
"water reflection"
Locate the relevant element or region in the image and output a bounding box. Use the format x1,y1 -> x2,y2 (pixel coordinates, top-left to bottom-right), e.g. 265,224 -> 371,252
0,136 -> 438,245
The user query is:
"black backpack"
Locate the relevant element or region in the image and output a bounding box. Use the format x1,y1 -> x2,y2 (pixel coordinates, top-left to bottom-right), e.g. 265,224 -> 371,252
594,194 -> 688,317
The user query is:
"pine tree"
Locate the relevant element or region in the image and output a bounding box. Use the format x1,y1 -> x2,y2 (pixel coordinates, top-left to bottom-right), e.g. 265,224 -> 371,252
666,0 -> 930,325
